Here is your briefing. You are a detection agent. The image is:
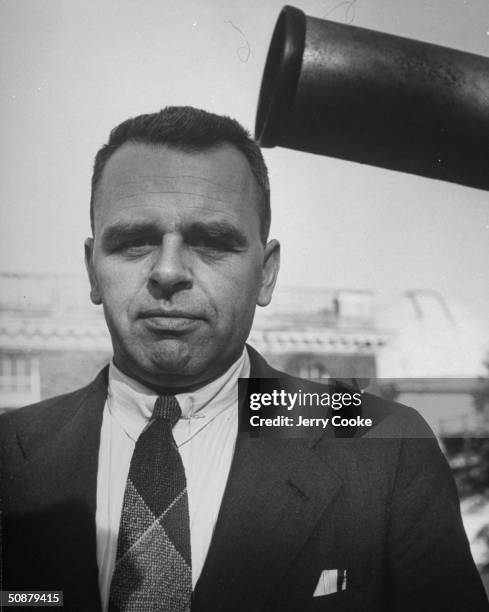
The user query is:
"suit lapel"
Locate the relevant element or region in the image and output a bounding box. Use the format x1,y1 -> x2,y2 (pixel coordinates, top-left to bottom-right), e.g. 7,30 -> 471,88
193,348 -> 343,611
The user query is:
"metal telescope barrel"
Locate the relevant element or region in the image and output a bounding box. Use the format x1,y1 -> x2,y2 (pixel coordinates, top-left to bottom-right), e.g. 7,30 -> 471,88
255,5 -> 489,191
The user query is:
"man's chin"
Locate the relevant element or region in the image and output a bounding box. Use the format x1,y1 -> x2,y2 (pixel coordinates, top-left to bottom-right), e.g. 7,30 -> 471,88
115,337 -> 239,390
146,340 -> 193,374
122,341 -> 215,386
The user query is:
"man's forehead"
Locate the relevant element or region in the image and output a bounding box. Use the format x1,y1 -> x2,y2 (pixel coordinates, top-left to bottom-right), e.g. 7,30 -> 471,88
92,142 -> 263,236
99,141 -> 256,199
107,174 -> 242,206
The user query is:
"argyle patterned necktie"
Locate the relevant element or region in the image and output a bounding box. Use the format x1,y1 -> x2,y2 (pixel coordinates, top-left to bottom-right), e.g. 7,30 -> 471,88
108,395 -> 192,612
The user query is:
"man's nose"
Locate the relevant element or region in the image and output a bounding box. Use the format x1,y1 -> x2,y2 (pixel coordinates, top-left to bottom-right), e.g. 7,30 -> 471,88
148,234 -> 193,296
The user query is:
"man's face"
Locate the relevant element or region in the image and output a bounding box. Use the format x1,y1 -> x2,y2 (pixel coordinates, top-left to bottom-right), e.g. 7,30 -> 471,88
85,142 -> 279,389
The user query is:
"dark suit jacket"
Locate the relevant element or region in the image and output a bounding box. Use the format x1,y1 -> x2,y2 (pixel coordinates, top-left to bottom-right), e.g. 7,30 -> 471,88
1,347 -> 488,611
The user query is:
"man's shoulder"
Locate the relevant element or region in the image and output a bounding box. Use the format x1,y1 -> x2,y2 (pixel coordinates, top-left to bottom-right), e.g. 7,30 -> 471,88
359,390 -> 435,438
0,369 -> 108,446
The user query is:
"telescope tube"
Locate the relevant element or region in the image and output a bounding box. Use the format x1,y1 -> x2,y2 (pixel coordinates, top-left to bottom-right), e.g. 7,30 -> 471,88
255,6 -> 489,191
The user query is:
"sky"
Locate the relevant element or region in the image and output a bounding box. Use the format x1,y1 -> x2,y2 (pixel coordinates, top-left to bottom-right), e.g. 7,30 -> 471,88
1,0 -> 489,330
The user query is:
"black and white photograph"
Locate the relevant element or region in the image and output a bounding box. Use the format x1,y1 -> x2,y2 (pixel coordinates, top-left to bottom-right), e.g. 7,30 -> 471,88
1,1 -> 489,610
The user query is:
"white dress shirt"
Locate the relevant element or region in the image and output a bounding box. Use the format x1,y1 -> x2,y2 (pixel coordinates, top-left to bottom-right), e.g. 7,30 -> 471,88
95,349 -> 250,612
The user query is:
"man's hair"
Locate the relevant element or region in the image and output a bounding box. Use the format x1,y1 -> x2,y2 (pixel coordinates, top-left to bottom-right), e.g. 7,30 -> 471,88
90,106 -> 271,243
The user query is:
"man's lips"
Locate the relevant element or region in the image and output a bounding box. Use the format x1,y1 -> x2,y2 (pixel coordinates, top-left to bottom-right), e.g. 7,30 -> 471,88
139,309 -> 203,332
140,308 -> 201,319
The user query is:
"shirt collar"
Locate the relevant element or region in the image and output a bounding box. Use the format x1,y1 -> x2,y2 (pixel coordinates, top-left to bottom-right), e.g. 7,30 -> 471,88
107,348 -> 250,441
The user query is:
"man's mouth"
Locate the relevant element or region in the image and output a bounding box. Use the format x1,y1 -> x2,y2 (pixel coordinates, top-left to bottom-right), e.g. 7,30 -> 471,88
139,309 -> 202,333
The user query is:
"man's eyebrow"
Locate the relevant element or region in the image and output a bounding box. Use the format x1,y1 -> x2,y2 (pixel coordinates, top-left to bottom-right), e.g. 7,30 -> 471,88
184,221 -> 248,247
100,222 -> 159,247
99,220 -> 249,248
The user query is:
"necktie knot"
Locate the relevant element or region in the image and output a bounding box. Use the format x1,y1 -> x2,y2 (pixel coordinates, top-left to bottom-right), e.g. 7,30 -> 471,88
153,395 -> 181,426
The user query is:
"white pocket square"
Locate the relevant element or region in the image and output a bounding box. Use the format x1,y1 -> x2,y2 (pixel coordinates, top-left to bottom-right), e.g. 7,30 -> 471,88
313,569 -> 347,597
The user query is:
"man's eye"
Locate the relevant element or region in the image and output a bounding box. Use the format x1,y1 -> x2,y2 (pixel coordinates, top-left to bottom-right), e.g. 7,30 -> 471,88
118,239 -> 157,254
188,234 -> 238,253
191,238 -> 226,250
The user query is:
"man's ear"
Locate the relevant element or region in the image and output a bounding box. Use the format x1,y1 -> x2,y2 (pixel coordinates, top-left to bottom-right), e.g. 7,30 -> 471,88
84,237 -> 102,305
257,239 -> 280,307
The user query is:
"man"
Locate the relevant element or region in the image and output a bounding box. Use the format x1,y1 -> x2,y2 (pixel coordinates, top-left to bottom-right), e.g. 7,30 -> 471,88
1,107 -> 487,611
